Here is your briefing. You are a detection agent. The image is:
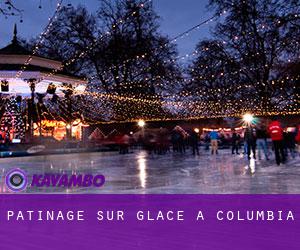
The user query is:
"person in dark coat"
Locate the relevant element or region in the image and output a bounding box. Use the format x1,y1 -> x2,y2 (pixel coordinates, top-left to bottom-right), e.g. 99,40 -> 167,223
190,130 -> 199,156
256,125 -> 269,160
231,129 -> 240,154
244,124 -> 257,160
284,129 -> 296,159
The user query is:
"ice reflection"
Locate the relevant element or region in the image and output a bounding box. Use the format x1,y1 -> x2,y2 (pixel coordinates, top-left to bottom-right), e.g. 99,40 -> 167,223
0,150 -> 299,194
249,158 -> 256,174
244,159 -> 256,174
137,151 -> 147,188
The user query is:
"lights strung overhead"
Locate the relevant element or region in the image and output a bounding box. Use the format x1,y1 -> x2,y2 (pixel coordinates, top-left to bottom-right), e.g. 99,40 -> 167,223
2,1 -> 298,125
15,0 -> 64,79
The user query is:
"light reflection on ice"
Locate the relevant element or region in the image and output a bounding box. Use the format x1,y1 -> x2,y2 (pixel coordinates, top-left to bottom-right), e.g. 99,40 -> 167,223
249,158 -> 256,174
0,150 -> 298,193
137,151 -> 147,188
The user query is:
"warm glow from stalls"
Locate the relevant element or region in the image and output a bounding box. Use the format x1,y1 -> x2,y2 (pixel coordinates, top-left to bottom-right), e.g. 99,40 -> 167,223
74,84 -> 86,93
33,119 -> 89,141
202,126 -> 245,132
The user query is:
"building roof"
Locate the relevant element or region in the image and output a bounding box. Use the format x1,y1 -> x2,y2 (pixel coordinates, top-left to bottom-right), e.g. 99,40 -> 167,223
0,42 -> 31,55
0,25 -> 87,84
0,24 -> 31,55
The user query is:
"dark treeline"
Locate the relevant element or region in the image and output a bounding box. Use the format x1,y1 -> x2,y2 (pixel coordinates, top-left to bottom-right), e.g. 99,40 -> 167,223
187,0 -> 300,116
3,0 -> 300,121
30,0 -> 183,121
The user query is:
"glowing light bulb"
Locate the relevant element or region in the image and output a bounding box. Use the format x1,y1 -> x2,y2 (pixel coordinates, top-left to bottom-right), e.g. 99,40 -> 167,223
138,120 -> 145,127
243,114 -> 254,123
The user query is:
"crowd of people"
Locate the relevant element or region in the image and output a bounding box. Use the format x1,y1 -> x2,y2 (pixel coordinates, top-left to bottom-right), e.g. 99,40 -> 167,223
117,118 -> 300,166
1,116 -> 299,167
0,129 -> 10,151
237,119 -> 299,165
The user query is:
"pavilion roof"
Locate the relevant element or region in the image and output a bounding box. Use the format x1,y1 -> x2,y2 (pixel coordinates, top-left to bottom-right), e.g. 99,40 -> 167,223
0,25 -> 87,84
0,24 -> 31,55
0,41 -> 31,55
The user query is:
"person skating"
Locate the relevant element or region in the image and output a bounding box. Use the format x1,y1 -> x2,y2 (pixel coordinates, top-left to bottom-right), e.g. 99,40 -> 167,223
284,128 -> 296,159
244,124 -> 257,160
209,129 -> 219,155
204,133 -> 210,151
256,125 -> 269,160
190,130 -> 200,156
231,129 -> 240,154
268,119 -> 286,165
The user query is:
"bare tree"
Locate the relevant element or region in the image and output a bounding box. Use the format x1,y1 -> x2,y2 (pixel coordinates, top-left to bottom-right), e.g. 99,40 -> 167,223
0,0 -> 22,19
187,0 -> 300,115
32,0 -> 182,121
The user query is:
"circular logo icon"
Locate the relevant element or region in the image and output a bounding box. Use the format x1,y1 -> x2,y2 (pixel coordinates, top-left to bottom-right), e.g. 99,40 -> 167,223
5,169 -> 28,192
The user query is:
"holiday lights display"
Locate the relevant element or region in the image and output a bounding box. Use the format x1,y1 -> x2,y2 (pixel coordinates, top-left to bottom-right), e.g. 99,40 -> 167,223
15,0 -> 64,78
0,0 -> 299,128
0,98 -> 25,140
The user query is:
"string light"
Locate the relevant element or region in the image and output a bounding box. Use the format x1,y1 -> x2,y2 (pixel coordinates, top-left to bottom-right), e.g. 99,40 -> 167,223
41,0 -> 153,82
2,1 -> 298,127
15,0 -> 64,78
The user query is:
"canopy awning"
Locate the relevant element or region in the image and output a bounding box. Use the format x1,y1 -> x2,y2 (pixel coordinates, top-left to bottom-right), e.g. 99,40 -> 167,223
0,71 -> 87,97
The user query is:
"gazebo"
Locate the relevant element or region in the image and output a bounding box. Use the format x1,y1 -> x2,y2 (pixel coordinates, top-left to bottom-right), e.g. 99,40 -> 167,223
0,25 -> 87,142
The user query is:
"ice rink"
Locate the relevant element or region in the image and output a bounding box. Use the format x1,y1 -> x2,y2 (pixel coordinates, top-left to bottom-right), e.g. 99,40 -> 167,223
0,150 -> 299,194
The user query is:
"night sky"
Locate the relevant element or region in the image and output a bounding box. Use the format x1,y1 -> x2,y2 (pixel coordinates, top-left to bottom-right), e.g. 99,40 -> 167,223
0,0 -> 214,56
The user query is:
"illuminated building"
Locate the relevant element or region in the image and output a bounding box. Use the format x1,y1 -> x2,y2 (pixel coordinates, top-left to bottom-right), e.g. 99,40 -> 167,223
0,25 -> 87,142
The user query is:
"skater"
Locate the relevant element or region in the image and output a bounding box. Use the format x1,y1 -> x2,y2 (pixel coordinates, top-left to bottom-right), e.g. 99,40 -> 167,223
190,130 -> 199,156
284,128 -> 296,159
209,129 -> 219,155
268,119 -> 286,165
256,125 -> 269,160
231,129 -> 240,154
204,132 -> 210,151
244,124 -> 257,160
119,134 -> 130,154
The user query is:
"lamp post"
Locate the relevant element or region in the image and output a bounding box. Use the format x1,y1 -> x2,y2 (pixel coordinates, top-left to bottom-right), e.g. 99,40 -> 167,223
63,83 -> 74,140
27,78 -> 37,141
